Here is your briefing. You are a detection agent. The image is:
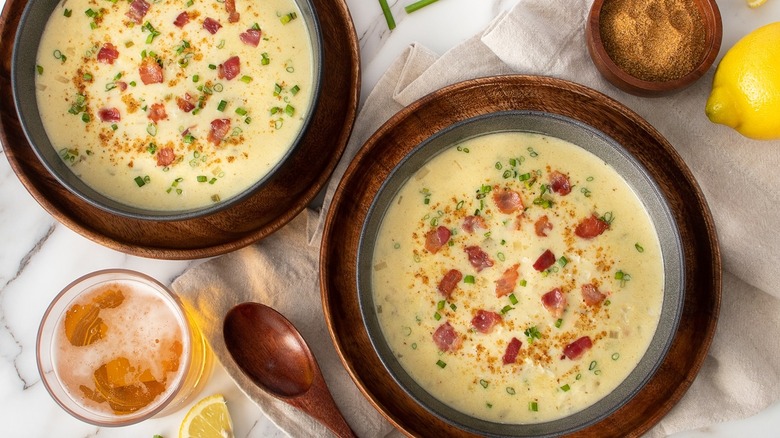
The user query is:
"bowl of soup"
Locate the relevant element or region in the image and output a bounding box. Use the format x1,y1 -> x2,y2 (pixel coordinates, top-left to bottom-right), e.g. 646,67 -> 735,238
320,75 -> 721,436
12,0 -> 322,221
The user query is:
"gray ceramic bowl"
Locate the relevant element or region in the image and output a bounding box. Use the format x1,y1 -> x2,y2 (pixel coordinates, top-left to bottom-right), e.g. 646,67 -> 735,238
12,0 -> 323,221
356,111 -> 685,436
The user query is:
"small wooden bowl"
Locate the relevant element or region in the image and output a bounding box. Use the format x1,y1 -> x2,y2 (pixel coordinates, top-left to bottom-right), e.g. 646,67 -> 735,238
586,0 -> 722,97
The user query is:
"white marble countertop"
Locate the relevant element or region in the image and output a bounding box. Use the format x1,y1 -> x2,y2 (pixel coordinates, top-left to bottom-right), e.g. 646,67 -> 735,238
1,0 -> 779,436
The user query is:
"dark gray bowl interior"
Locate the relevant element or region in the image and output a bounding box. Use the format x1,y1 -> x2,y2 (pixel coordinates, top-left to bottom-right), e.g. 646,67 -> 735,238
357,111 -> 684,437
11,0 -> 323,221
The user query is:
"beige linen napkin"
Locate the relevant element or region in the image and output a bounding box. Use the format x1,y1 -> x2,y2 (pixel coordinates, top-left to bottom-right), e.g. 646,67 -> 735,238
174,0 -> 780,436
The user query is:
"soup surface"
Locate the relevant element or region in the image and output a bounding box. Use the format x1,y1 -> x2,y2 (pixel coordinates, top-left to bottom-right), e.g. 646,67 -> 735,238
371,131 -> 664,424
35,0 -> 314,210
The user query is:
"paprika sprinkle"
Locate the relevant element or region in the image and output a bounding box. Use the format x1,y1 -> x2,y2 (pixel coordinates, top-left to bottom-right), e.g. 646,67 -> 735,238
599,0 -> 707,82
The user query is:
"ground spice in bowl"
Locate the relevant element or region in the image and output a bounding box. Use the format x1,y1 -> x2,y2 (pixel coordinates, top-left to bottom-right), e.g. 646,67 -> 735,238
599,0 -> 707,82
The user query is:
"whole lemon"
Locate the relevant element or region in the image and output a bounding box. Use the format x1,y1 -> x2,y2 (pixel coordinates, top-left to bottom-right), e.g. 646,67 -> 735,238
705,22 -> 780,140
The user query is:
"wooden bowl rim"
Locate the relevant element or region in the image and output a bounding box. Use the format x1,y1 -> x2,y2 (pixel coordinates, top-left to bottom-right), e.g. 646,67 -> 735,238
586,0 -> 723,96
320,74 -> 721,437
0,0 -> 360,259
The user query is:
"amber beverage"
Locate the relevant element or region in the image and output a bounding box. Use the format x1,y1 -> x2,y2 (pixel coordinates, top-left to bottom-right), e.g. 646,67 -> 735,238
37,269 -> 212,426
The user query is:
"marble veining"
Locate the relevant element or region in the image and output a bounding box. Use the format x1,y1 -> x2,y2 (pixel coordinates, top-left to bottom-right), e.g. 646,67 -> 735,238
0,0 -> 778,436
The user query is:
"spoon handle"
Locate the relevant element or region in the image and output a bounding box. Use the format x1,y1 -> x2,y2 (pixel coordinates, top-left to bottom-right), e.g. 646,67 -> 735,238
291,370 -> 357,438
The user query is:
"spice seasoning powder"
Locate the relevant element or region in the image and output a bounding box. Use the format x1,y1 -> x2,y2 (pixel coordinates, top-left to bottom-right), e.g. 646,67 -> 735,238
599,0 -> 707,82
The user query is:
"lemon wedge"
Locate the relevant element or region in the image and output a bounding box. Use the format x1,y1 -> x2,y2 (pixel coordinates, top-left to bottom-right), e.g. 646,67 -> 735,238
179,394 -> 234,438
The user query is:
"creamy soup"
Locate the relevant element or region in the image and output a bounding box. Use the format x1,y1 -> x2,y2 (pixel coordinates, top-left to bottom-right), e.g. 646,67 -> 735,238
35,0 -> 314,210
371,131 -> 664,424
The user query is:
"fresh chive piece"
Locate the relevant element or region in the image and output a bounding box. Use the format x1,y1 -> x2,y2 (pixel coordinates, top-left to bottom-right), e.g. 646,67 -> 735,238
134,176 -> 146,187
508,294 -> 518,305
235,107 -> 248,116
197,175 -> 207,182
280,11 -> 297,24
240,75 -> 252,83
554,318 -> 563,328
404,0 -> 438,13
506,387 -> 516,395
529,401 -> 538,412
519,279 -> 527,287
290,84 -> 300,95
433,312 -> 441,321
261,52 -> 270,65
560,384 -> 570,392
436,359 -> 446,369
217,100 -> 227,111
64,8 -> 72,16
437,300 -> 445,310
284,104 -> 295,116
464,275 -> 475,284
479,379 -> 488,388
378,0 -> 396,30
36,65 -> 44,75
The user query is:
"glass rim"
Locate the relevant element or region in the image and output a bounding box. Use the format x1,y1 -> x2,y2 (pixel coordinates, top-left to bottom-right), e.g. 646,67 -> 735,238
36,268 -> 193,427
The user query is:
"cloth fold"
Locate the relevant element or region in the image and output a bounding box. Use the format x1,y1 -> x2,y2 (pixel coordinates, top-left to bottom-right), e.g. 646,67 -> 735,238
173,1 -> 780,436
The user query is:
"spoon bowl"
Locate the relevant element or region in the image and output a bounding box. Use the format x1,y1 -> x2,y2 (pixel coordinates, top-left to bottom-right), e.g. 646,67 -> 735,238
223,302 -> 355,437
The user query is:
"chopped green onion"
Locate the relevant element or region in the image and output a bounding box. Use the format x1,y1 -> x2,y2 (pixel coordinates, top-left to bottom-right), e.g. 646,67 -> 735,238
506,387 -> 516,395
64,8 -> 72,16
261,52 -> 270,65
217,100 -> 227,111
378,0 -> 396,30
635,243 -> 644,253
612,353 -> 620,361
36,65 -> 43,75
290,84 -> 300,95
284,104 -> 295,116
589,360 -> 597,371
436,359 -> 446,369
508,294 -> 518,305
560,384 -> 571,392
146,123 -> 157,136
240,75 -> 252,83
81,113 -> 90,123
280,11 -> 298,24
519,279 -> 527,287
558,256 -> 568,267
479,379 -> 488,388
464,275 -> 475,284
554,318 -> 563,328
529,401 -> 538,412
500,305 -> 513,315
404,0 -> 438,13
433,312 -> 441,321
437,300 -> 445,310
134,176 -> 146,187
235,107 -> 248,116
208,63 -> 217,70
192,74 -> 199,82
197,175 -> 207,182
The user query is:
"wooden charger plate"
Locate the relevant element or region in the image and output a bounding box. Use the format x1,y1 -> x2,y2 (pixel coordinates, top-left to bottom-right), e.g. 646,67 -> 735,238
0,0 -> 359,260
320,75 -> 721,437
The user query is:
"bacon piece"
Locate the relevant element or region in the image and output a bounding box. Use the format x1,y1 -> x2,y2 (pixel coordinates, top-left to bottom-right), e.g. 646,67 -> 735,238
574,214 -> 610,239
437,269 -> 462,298
98,108 -> 121,122
203,17 -> 222,34
147,103 -> 167,122
96,43 -> 119,65
503,337 -> 522,365
174,11 -> 190,27
581,283 -> 607,306
139,57 -> 163,85
156,147 -> 175,167
424,226 -> 450,254
207,118 -> 231,145
465,246 -> 494,272
549,170 -> 572,195
563,336 -> 593,360
495,263 -> 520,297
176,94 -> 196,113
532,249 -> 556,272
492,187 -> 524,214
541,288 -> 566,318
432,322 -> 462,352
116,81 -> 128,92
224,0 -> 239,23
240,28 -> 262,47
126,0 -> 150,24
471,310 -> 502,334
534,215 -> 553,237
218,56 -> 241,81
462,215 -> 487,234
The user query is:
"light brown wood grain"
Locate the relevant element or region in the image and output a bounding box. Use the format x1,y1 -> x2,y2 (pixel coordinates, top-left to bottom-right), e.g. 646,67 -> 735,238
319,75 -> 721,437
585,0 -> 723,97
0,0 -> 360,259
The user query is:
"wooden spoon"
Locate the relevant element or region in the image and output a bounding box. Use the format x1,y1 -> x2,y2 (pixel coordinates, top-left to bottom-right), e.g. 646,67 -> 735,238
223,302 -> 357,438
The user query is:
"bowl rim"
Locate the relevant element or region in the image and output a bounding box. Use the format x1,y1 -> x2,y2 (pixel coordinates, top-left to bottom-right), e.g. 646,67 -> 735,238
11,0 -> 325,221
320,74 -> 721,437
356,110 -> 685,436
586,0 -> 723,95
